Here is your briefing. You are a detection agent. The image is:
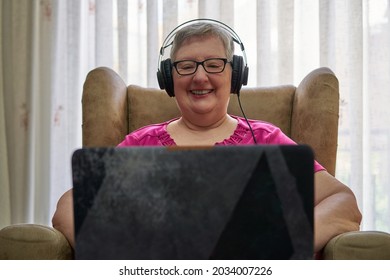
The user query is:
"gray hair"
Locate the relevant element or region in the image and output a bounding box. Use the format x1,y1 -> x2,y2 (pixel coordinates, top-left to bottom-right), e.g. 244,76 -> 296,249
170,22 -> 235,61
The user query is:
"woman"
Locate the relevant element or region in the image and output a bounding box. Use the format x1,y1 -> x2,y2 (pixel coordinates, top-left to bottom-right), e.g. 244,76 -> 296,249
53,21 -> 362,255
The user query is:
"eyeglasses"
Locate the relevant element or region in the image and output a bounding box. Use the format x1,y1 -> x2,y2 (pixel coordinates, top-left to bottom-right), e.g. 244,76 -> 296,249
172,58 -> 230,76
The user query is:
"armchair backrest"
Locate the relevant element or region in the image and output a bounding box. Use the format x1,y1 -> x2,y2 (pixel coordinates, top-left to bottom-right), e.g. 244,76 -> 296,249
82,67 -> 339,175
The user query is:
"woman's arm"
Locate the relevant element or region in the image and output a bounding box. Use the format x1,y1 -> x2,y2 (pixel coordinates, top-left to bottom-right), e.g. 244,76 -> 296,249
313,170 -> 362,253
52,189 -> 75,249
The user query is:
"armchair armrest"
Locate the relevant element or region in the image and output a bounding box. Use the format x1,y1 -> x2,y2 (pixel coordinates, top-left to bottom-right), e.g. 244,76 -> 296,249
2,225 -> 389,260
0,224 -> 73,260
323,230 -> 390,260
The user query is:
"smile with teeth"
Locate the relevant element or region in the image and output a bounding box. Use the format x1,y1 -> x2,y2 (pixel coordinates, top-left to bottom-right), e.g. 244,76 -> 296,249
190,89 -> 213,95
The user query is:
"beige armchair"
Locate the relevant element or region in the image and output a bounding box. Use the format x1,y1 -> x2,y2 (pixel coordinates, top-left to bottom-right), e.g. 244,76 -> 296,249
1,67 -> 390,260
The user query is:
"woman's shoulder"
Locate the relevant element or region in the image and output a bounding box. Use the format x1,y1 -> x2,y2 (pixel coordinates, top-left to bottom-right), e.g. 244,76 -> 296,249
234,115 -> 281,133
118,119 -> 176,146
230,115 -> 294,145
131,121 -> 169,136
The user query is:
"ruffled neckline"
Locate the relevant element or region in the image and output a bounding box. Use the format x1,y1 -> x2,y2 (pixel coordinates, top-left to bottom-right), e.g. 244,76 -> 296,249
158,115 -> 249,146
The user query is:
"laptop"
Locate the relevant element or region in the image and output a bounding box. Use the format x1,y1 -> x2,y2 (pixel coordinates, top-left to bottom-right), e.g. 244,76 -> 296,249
72,145 -> 314,260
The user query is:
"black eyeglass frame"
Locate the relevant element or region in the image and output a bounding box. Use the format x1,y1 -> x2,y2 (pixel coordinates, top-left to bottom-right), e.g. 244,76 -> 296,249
172,58 -> 231,76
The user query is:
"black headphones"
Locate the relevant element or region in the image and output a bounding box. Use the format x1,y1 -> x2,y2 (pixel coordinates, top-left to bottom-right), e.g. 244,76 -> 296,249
157,19 -> 249,97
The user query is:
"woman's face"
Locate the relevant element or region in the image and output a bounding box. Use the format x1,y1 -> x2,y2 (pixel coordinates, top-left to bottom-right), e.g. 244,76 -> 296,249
172,35 -> 232,124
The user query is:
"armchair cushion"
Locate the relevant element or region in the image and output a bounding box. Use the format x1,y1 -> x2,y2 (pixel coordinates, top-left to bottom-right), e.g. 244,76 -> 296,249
127,85 -> 180,132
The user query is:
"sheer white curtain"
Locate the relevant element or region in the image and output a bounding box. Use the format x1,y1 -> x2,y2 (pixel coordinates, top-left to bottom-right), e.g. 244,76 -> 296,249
0,1 -> 10,228
1,0 -> 389,233
1,0 -> 93,227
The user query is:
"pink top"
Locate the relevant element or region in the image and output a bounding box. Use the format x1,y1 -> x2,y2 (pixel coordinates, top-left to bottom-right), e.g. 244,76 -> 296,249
118,115 -> 325,172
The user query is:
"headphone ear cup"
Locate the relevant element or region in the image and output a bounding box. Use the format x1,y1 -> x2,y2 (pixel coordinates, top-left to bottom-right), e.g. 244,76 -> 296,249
157,68 -> 165,90
158,59 -> 175,97
231,55 -> 244,95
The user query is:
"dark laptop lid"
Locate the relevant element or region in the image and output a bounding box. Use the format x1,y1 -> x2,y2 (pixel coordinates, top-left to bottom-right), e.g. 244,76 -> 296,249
72,145 -> 314,260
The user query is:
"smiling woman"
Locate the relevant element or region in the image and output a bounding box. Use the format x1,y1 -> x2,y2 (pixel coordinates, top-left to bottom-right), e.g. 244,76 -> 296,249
51,19 -> 362,255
